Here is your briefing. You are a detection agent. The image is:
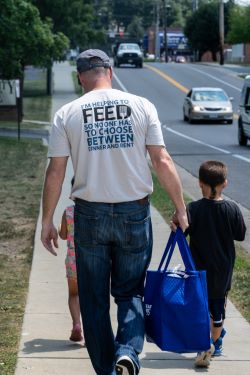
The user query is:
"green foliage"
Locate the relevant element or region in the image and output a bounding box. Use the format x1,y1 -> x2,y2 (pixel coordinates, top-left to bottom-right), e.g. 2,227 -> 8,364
32,0 -> 106,49
127,16 -> 145,40
184,2 -> 220,59
0,0 -> 69,78
227,5 -> 250,44
111,0 -> 154,30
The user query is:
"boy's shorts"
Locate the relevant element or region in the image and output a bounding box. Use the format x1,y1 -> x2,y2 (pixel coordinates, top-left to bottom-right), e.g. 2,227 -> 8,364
209,296 -> 227,327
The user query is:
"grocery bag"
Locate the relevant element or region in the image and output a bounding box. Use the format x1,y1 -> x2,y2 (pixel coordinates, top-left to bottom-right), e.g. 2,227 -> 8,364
144,228 -> 210,352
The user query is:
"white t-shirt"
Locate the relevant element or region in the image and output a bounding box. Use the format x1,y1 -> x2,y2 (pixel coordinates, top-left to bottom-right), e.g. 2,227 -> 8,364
48,88 -> 165,203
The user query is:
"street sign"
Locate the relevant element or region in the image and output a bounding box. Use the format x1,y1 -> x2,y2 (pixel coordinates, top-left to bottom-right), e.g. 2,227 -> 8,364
0,80 -> 17,106
0,79 -> 22,140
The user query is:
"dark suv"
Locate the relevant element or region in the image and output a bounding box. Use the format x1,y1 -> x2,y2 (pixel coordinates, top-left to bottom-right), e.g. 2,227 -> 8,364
238,75 -> 250,146
114,43 -> 143,68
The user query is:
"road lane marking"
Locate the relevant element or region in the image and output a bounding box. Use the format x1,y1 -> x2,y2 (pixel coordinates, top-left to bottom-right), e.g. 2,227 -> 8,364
164,126 -> 250,162
187,66 -> 242,92
113,69 -> 249,163
233,154 -> 250,163
145,64 -> 238,119
164,126 -> 230,154
113,72 -> 128,92
145,64 -> 189,93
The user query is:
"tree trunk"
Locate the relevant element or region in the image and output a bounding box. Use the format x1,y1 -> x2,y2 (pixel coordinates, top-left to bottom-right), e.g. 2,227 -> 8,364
20,67 -> 25,120
46,64 -> 53,96
212,51 -> 217,62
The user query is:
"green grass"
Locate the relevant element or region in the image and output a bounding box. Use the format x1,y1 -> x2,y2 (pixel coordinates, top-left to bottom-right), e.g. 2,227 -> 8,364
0,138 -> 47,375
230,245 -> 250,322
151,171 -> 192,221
0,137 -> 47,375
151,169 -> 250,323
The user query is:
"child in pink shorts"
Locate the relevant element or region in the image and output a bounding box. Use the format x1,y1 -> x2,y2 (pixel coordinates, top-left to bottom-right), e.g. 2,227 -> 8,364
59,183 -> 84,342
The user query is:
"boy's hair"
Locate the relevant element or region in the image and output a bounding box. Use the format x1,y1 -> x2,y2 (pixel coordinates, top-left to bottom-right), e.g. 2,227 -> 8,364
199,160 -> 227,199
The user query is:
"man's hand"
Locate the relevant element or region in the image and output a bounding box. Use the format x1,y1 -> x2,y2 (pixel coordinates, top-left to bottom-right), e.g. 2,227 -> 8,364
170,210 -> 189,232
41,223 -> 58,256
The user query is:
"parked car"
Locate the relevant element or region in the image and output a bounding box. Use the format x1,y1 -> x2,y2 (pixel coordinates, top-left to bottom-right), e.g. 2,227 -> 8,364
175,55 -> 186,63
238,75 -> 250,146
114,43 -> 143,68
183,87 -> 233,124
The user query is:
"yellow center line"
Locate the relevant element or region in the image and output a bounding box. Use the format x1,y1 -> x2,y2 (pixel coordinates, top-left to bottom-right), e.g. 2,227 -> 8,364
145,64 -> 189,94
145,63 -> 238,119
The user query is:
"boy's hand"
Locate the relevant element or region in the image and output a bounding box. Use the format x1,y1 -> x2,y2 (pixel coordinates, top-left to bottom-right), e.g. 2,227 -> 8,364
41,223 -> 58,256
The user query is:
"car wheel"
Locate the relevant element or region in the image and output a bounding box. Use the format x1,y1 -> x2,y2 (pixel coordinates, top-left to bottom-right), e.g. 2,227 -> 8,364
188,111 -> 193,124
226,119 -> 233,125
238,119 -> 248,146
183,111 -> 188,122
139,62 -> 143,68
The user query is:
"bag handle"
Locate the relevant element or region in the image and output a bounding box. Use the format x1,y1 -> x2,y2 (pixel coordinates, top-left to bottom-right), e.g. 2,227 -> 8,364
158,230 -> 178,271
176,228 -> 196,271
161,228 -> 196,272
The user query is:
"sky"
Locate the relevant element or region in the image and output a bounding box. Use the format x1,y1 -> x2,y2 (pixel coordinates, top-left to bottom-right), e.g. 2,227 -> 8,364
235,0 -> 250,5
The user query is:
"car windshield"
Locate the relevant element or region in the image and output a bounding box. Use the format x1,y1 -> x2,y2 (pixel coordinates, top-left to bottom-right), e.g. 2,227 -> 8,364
118,44 -> 140,51
192,90 -> 228,102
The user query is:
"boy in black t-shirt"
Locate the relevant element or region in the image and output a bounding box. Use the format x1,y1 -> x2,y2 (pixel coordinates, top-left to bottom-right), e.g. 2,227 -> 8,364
186,160 -> 246,368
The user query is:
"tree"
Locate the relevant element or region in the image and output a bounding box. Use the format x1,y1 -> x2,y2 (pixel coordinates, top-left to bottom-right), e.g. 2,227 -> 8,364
184,2 -> 220,61
111,0 -> 154,31
0,0 -> 69,94
227,5 -> 250,44
31,0 -> 106,49
127,16 -> 144,40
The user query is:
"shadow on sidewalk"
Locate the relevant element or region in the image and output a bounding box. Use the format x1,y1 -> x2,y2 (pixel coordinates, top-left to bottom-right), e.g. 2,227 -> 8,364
141,351 -> 198,371
22,338 -> 85,354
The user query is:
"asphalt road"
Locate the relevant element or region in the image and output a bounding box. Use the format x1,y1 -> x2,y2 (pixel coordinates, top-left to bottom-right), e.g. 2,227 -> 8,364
112,62 -> 250,210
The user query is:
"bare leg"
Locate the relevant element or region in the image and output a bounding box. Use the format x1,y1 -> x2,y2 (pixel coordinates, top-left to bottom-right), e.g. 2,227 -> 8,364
211,323 -> 223,342
67,278 -> 83,342
68,278 -> 81,325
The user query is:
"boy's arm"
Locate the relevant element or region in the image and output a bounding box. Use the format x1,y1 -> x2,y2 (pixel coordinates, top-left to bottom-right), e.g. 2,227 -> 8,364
234,208 -> 246,241
58,210 -> 67,240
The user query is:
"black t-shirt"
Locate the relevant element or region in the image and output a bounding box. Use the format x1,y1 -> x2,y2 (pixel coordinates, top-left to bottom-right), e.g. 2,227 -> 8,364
186,198 -> 246,298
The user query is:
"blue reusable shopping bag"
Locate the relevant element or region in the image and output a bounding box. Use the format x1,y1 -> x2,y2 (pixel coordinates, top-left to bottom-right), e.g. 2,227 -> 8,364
144,228 -> 210,353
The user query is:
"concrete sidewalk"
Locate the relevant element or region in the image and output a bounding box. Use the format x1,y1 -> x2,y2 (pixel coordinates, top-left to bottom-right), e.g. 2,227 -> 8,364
14,62 -> 250,375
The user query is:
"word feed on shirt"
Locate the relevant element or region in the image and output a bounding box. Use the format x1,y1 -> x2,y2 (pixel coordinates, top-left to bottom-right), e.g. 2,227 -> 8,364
81,99 -> 134,152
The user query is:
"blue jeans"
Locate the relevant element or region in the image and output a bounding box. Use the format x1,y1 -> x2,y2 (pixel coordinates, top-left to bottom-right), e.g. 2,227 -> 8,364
74,199 -> 153,375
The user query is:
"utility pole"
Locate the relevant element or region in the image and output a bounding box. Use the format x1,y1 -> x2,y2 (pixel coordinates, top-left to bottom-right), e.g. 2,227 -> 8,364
192,0 -> 198,61
155,1 -> 160,61
162,0 -> 168,63
219,0 -> 224,65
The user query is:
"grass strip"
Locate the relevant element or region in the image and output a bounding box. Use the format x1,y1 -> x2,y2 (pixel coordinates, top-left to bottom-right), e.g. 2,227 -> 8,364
0,137 -> 47,375
151,170 -> 250,323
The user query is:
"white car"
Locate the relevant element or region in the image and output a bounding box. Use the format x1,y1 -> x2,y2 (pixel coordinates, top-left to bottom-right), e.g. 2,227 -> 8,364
183,87 -> 233,124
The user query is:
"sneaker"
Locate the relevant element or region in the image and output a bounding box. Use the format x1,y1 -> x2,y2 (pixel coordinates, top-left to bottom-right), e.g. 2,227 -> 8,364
195,344 -> 215,368
115,355 -> 138,375
69,323 -> 83,342
212,328 -> 226,356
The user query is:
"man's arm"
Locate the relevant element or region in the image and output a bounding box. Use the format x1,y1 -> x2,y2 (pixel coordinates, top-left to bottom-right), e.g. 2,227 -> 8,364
41,156 -> 68,255
147,145 -> 188,231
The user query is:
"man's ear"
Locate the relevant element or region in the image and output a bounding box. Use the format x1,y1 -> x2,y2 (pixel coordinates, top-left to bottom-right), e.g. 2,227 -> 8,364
223,179 -> 228,188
